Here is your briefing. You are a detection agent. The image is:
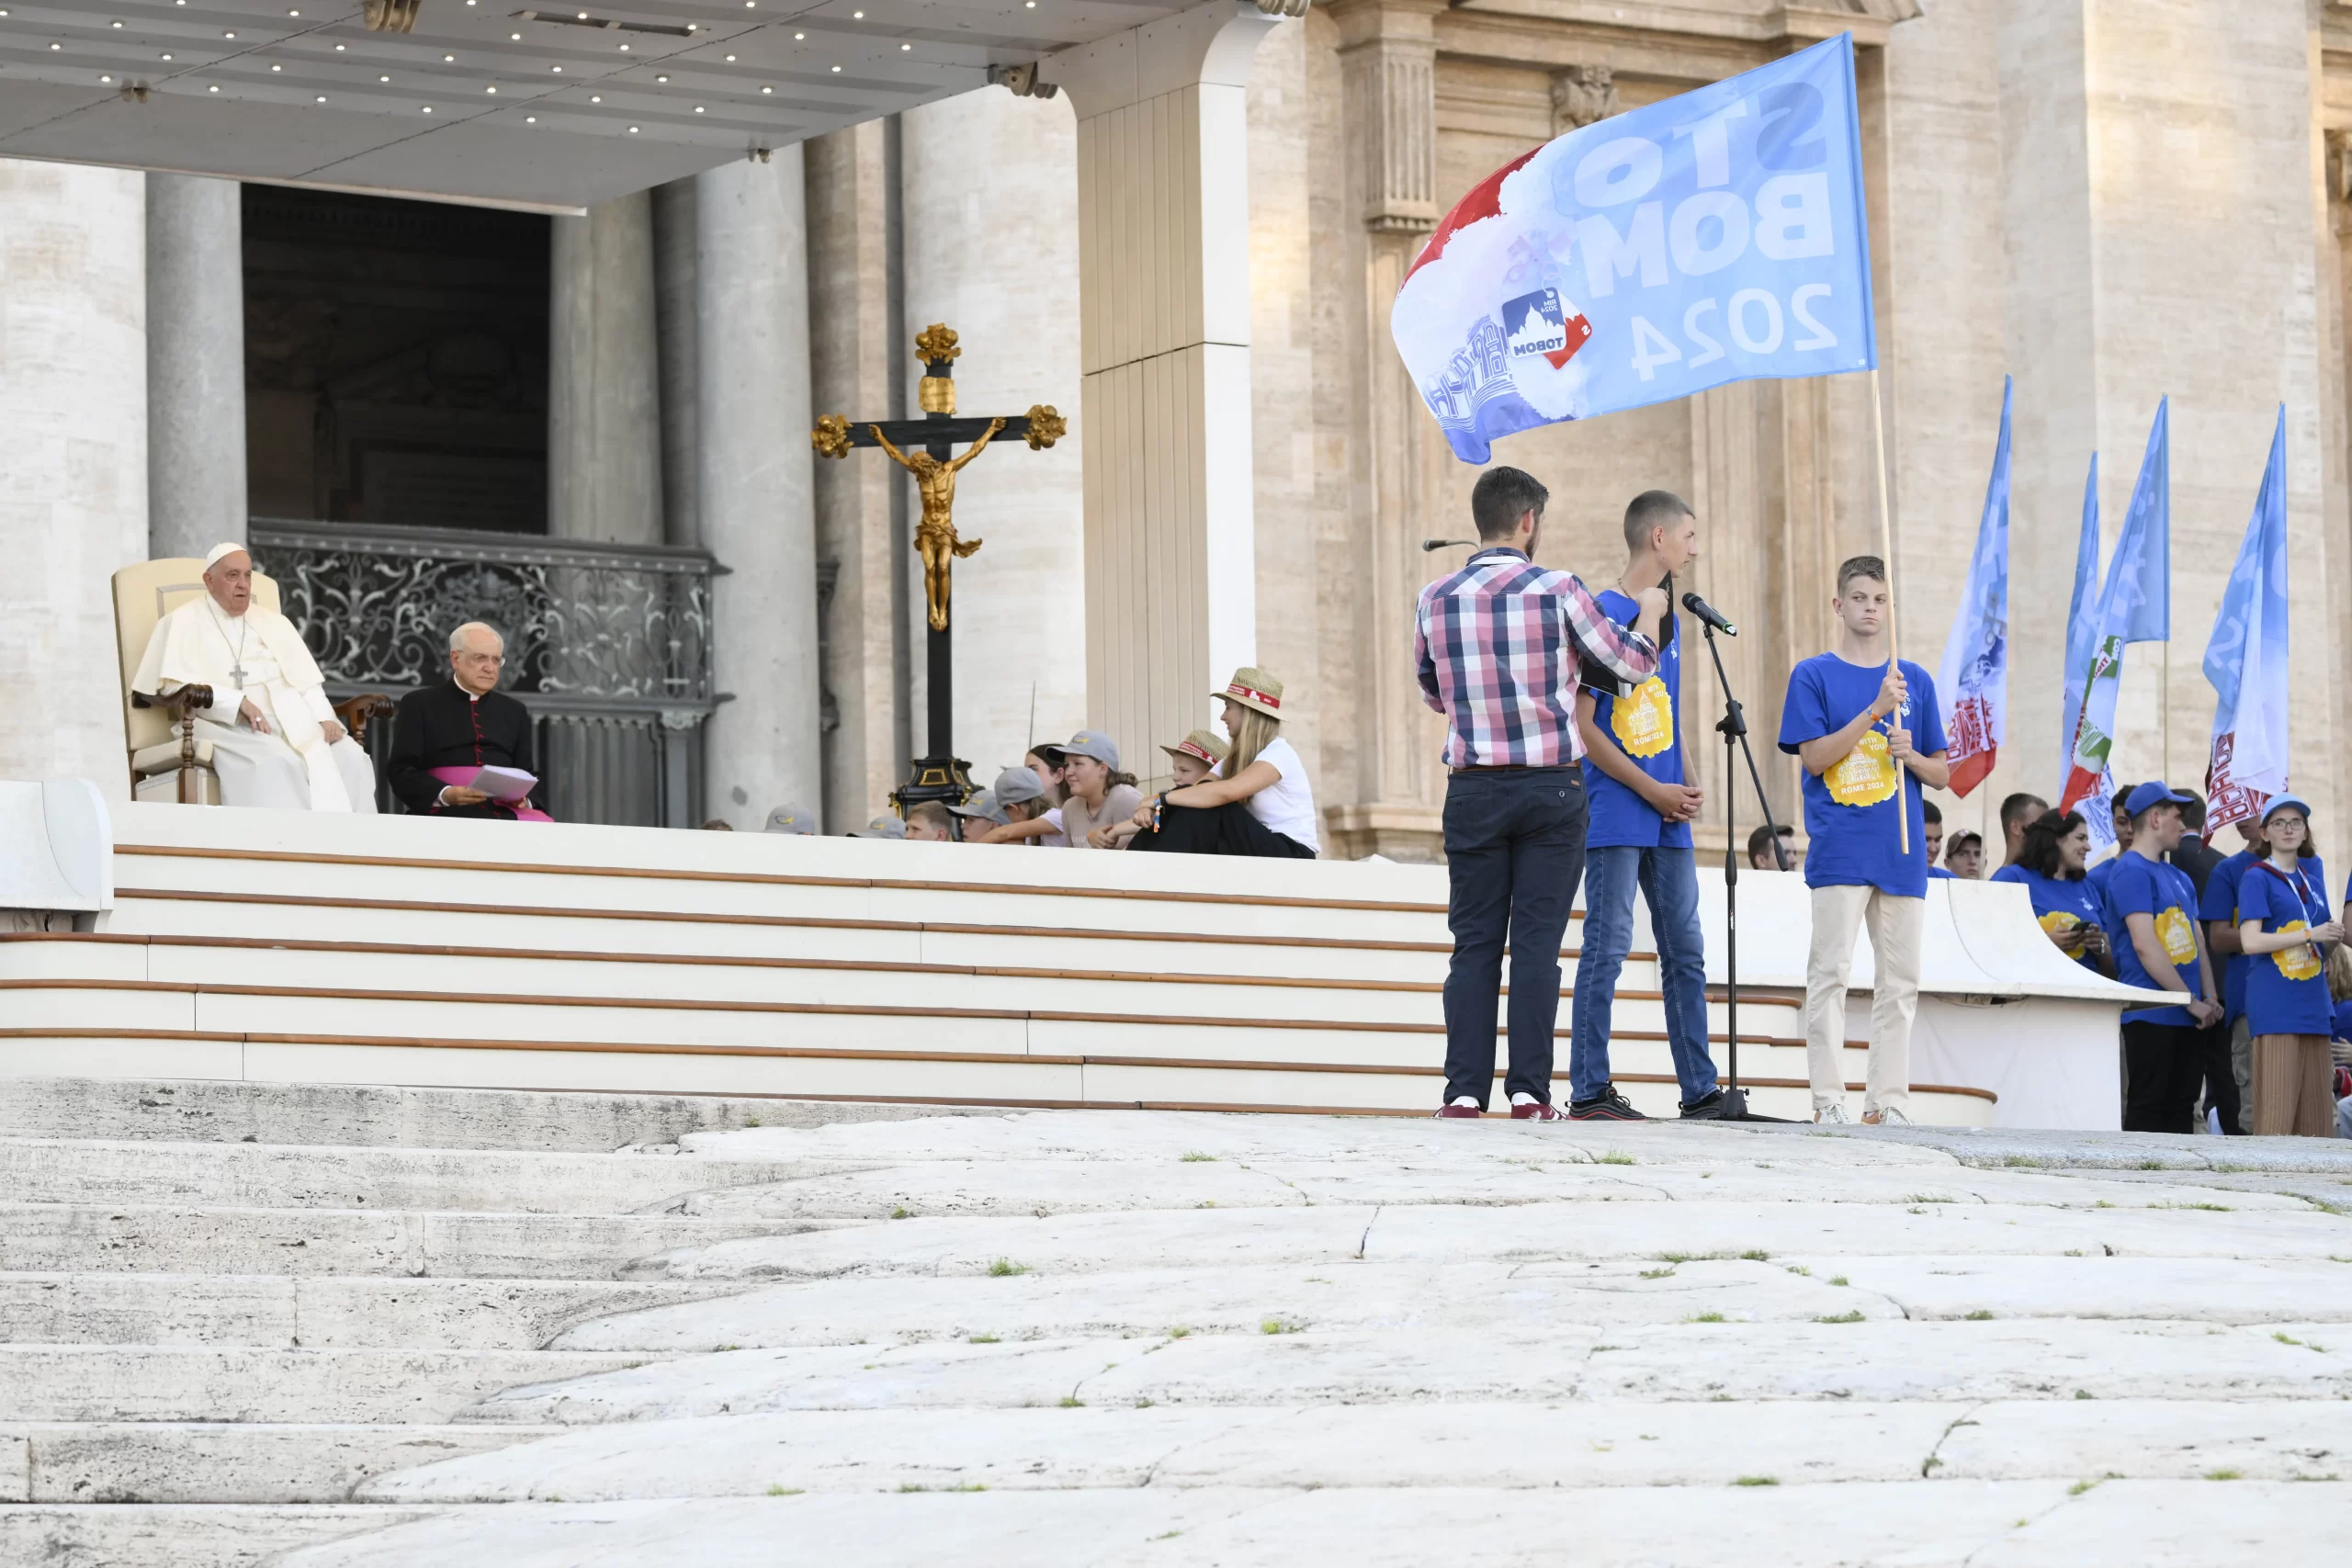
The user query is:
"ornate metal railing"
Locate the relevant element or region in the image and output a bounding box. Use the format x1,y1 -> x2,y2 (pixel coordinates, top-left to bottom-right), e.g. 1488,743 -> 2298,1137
248,520 -> 723,827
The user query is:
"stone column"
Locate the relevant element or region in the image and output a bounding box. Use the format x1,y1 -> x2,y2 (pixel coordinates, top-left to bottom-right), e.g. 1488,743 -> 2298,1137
145,174 -> 245,561
695,150 -> 822,828
808,118 -> 915,828
548,190 -> 663,547
900,87 -> 1088,784
0,161 -> 149,792
1321,0 -> 1448,861
1057,0 -> 1283,756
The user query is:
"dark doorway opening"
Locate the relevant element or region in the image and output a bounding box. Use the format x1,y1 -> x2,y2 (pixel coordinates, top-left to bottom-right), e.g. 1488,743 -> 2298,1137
243,186 -> 549,534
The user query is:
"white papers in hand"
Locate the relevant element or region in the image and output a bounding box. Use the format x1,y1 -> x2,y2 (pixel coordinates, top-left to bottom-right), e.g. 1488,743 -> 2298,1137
468,765 -> 537,804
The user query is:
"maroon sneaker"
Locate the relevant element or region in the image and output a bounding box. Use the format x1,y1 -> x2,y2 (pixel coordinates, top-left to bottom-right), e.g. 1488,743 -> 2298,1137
1510,1101 -> 1569,1121
1433,1102 -> 1485,1120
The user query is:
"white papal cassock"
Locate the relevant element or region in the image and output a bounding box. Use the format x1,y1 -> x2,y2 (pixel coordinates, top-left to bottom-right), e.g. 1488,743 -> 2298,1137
132,593 -> 379,813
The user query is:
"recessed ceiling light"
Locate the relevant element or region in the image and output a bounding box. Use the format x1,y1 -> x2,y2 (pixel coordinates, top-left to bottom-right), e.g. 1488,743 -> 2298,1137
831,64 -> 841,72
101,73 -> 113,83
526,115 -> 537,123
334,42 -> 345,51
628,124 -> 639,131
900,43 -> 910,51
511,31 -> 521,39
315,95 -> 326,102
111,18 -> 124,27
208,83 -> 219,91
223,30 -> 236,39
618,42 -> 629,51
485,85 -> 497,94
422,105 -> 434,113
49,41 -> 61,51
794,32 -> 805,39
725,54 -> 737,62
853,8 -> 864,15
379,74 -> 390,82
590,94 -> 602,102
694,105 -> 705,112
160,51 -> 173,60
656,74 -> 668,83
550,65 -> 561,73
761,85 -> 773,94
271,63 -> 281,72
288,8 -> 300,16
444,53 -> 455,62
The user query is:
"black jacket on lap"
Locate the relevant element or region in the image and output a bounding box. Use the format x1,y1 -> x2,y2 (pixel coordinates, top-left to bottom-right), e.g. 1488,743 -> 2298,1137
388,681 -> 547,818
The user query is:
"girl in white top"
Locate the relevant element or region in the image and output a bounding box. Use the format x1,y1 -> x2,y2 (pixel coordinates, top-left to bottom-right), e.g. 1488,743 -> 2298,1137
1127,667 -> 1320,858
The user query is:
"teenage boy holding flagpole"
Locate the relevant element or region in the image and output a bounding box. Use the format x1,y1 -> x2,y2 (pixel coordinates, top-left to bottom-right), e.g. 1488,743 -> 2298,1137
1778,557 -> 1951,1125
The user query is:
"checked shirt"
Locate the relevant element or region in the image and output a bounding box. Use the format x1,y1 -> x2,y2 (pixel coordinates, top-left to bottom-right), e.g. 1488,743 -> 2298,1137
1414,546 -> 1660,770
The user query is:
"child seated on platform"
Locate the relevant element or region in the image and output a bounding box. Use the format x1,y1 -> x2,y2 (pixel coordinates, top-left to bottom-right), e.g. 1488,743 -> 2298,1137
1100,729 -> 1229,849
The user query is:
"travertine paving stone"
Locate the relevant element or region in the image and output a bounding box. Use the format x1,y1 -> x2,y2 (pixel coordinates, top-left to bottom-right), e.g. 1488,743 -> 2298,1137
18,1098 -> 2352,1564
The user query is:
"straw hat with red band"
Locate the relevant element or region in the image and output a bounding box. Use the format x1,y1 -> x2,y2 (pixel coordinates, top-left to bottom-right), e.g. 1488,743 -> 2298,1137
1216,667 -> 1285,720
1159,728 -> 1230,768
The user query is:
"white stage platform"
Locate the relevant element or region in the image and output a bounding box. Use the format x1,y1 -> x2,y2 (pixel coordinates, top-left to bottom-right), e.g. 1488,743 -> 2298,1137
0,795 -> 2169,1128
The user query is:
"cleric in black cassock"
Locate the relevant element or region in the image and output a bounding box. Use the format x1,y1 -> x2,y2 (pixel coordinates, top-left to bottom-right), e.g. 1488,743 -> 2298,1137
388,622 -> 551,820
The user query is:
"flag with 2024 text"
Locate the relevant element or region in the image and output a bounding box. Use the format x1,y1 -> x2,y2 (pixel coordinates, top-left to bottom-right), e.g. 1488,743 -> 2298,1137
2202,406 -> 2290,837
2060,398 -> 2172,818
1936,378 -> 2011,798
1390,33 -> 1876,463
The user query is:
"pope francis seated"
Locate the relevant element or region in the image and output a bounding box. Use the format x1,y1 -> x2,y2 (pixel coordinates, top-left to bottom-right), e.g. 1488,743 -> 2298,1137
130,543 -> 379,813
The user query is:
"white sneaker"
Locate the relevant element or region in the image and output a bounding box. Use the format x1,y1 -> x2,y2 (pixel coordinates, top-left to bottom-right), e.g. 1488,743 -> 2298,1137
1815,1103 -> 1850,1125
1862,1105 -> 1912,1127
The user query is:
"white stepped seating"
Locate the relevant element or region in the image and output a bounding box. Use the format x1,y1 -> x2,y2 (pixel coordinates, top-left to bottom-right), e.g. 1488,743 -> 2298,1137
0,801 -> 2162,1127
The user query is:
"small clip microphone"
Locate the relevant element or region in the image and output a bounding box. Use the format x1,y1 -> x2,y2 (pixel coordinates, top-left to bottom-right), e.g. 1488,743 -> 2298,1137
1680,592 -> 1738,637
1421,538 -> 1477,552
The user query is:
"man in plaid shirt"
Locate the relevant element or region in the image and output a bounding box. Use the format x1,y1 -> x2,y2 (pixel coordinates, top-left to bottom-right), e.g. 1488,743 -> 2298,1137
1416,466 -> 1664,1120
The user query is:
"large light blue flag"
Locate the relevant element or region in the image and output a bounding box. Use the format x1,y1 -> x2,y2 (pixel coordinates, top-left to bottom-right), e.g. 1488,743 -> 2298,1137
2202,407 -> 2290,836
2062,398 -> 2171,816
1391,34 -> 1875,462
1936,378 -> 2010,798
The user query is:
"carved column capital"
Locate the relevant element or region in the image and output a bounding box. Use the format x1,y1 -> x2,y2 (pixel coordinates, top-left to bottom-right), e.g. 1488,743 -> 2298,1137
1328,0 -> 1444,234
1549,64 -> 1619,136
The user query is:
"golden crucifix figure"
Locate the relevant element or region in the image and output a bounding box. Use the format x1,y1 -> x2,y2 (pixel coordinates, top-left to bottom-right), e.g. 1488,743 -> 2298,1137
872,416 -> 1004,633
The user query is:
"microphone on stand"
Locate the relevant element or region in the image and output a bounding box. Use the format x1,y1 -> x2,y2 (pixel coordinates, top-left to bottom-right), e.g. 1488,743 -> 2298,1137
1421,538 -> 1477,551
1680,592 -> 1738,637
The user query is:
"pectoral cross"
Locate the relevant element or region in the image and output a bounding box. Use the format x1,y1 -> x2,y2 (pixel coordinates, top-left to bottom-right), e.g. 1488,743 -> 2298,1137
812,323 -> 1066,811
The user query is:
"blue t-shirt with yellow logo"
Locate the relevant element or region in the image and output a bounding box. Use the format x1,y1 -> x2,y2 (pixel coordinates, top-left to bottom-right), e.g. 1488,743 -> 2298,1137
1580,591 -> 1690,850
2102,852 -> 2205,1028
1990,863 -> 2105,973
1776,653 -> 1945,897
2237,858 -> 2332,1037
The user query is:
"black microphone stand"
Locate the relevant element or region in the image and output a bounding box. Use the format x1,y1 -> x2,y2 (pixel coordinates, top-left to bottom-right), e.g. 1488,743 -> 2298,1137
1701,616 -> 1792,1122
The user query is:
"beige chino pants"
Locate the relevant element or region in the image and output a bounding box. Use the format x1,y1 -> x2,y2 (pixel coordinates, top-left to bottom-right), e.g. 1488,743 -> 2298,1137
2250,1032 -> 2333,1137
1804,884 -> 1924,1118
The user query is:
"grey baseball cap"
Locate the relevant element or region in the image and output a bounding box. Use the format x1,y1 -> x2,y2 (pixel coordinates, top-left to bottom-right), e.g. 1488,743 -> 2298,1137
763,802 -> 819,834
991,766 -> 1046,807
846,812 -> 907,840
1057,729 -> 1121,769
948,789 -> 1010,826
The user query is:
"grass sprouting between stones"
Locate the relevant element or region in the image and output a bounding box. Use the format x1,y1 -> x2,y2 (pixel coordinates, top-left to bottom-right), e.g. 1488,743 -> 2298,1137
2204,1470 -> 2242,1482
987,1258 -> 1029,1278
1261,1317 -> 1303,1335
1640,1267 -> 1676,1280
968,1335 -> 1000,1344
1059,1396 -> 1084,1407
1168,1325 -> 1192,1339
1816,1310 -> 1866,1325
1963,1310 -> 1996,1320
766,1484 -> 803,1496
1182,1151 -> 1216,1162
890,1206 -> 911,1220
1733,1476 -> 1778,1487
1829,1275 -> 1850,1287
1596,1149 -> 1637,1165
2068,1479 -> 2098,1495
1687,1312 -> 1725,1324
899,1483 -> 988,1493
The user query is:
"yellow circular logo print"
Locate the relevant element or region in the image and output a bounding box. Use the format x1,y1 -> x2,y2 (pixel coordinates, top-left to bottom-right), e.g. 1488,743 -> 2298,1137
2271,919 -> 2323,981
2154,907 -> 2198,967
1825,729 -> 1898,808
1611,677 -> 1675,760
2039,909 -> 2086,958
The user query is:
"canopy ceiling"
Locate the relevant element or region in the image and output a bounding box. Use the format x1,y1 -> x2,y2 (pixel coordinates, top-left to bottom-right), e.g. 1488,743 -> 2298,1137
0,0 -> 1189,209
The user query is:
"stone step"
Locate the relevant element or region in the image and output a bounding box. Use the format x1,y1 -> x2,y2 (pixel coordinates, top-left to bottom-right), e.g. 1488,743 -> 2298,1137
0,1272 -> 746,1351
0,1075 -> 984,1151
1,1423 -> 560,1506
0,1347 -> 651,1424
0,1503 -> 440,1568
0,1203 -> 827,1280
0,1139 -> 856,1214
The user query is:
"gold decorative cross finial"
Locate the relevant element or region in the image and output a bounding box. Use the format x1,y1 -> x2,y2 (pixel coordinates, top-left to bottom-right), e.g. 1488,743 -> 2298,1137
914,323 -> 961,363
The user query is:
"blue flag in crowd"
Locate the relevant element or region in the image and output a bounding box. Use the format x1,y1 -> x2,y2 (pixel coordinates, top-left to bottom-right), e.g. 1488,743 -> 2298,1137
2061,398 -> 2171,818
2059,456 -> 2110,845
2202,406 -> 2291,836
1390,34 -> 1876,462
1935,377 -> 2010,798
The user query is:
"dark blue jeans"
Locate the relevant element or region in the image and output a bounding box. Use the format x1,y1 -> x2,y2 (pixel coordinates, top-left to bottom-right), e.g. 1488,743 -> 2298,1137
1441,767 -> 1587,1108
1571,845 -> 1720,1106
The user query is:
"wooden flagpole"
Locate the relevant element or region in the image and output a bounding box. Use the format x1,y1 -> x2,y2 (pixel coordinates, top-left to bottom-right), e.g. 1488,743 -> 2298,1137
1869,367 -> 1908,853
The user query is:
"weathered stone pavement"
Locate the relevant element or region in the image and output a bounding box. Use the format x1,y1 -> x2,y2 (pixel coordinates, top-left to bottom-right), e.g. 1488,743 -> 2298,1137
269,1111 -> 2352,1567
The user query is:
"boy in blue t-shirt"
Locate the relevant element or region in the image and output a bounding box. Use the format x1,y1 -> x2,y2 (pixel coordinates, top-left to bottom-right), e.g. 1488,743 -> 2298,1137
1568,491 -> 1739,1122
1776,557 -> 1951,1126
2198,817 -> 2267,1134
2100,782 -> 2222,1134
